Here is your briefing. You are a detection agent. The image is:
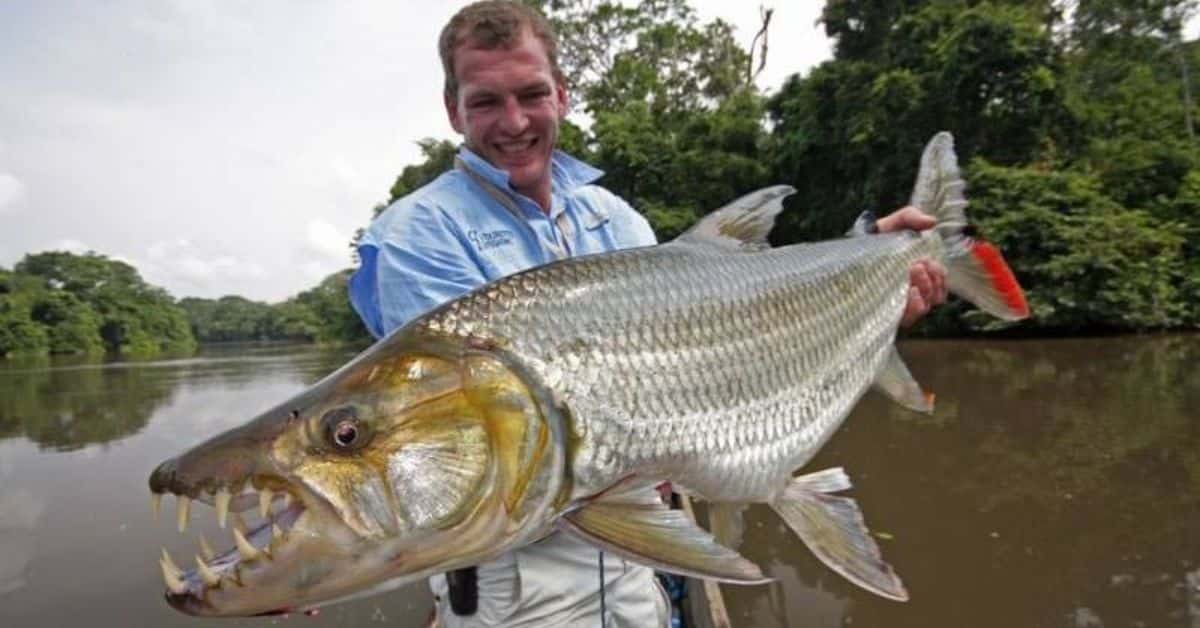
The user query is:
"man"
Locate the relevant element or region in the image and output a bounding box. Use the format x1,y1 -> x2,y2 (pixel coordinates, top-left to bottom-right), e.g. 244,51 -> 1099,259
349,2 -> 946,626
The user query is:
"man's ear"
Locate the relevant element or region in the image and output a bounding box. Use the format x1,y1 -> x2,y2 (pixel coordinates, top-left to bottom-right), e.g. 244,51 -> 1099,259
445,91 -> 464,134
554,80 -> 569,119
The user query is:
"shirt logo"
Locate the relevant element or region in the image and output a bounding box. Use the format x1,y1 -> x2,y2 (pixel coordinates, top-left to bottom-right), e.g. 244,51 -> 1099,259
468,229 -> 515,252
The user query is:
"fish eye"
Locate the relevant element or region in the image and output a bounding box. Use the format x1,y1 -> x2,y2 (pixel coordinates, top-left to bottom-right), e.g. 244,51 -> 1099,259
321,406 -> 371,452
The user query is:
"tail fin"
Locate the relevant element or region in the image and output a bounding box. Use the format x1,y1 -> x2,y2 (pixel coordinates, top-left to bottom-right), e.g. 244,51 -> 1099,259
913,132 -> 1029,321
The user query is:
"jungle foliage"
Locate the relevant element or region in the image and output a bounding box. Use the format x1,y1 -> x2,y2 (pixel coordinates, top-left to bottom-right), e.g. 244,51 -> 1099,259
178,270 -> 368,345
377,0 -> 1200,334
0,252 -> 195,357
0,253 -> 366,357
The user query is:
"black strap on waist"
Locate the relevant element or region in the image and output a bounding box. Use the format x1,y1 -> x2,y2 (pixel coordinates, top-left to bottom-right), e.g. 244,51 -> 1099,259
446,566 -> 479,616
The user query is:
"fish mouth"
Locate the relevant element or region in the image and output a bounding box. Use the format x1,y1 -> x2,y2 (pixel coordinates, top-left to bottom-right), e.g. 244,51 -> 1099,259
149,475 -> 323,616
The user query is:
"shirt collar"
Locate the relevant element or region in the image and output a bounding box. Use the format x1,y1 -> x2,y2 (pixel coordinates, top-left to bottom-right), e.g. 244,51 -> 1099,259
456,145 -> 604,198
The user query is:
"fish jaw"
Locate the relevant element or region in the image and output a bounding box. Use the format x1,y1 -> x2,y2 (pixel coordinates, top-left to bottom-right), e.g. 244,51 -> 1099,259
148,329 -> 569,616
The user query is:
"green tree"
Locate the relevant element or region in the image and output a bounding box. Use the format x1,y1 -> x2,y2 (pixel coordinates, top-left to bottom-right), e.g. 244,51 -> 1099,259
1063,0 -> 1200,210
386,138 -> 459,206
179,295 -> 277,343
285,270 -> 370,343
14,252 -> 195,356
965,160 -> 1185,331
263,301 -> 323,342
769,1 -> 1067,240
29,290 -> 104,354
0,269 -> 50,356
533,0 -> 773,237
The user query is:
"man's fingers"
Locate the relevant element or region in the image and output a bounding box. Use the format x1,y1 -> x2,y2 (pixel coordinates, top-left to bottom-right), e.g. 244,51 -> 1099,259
877,206 -> 936,233
928,259 -> 948,304
902,259 -> 947,328
900,286 -> 927,328
910,263 -> 933,301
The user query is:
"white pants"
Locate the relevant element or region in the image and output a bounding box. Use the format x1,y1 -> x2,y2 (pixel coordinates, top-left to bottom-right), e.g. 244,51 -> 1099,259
429,532 -> 670,628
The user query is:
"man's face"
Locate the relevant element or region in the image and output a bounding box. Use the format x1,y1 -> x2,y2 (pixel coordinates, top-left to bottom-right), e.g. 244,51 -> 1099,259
445,30 -> 568,204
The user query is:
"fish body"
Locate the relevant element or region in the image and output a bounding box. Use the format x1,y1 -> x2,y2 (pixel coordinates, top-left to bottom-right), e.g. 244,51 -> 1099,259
148,132 -> 1028,616
421,225 -> 935,502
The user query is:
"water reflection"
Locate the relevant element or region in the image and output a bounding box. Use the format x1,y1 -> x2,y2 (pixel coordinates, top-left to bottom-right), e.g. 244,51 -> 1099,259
0,343 -> 357,450
721,336 -> 1200,628
0,461 -> 46,596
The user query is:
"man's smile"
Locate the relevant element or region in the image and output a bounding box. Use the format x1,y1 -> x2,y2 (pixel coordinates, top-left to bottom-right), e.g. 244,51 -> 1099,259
496,137 -> 538,155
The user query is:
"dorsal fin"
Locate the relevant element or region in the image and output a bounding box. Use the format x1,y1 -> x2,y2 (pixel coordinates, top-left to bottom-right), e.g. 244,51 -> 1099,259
674,185 -> 796,251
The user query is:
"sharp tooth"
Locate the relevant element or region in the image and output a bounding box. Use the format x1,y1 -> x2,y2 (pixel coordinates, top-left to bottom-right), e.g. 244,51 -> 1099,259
232,512 -> 248,534
151,493 -> 162,521
232,527 -> 261,561
259,488 -> 273,519
160,549 -> 187,594
282,493 -> 293,509
176,496 -> 191,533
198,534 -> 215,561
161,548 -> 182,575
195,555 -> 221,587
215,489 -> 231,528
161,562 -> 188,594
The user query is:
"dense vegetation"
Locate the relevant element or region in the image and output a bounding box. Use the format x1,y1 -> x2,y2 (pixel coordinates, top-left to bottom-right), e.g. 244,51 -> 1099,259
389,0 -> 1200,335
0,254 -> 366,357
5,0 -> 1199,357
0,252 -> 195,357
178,271 -> 367,345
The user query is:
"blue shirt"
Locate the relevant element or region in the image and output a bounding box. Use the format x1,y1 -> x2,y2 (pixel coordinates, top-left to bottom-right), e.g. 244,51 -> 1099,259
350,146 -> 658,338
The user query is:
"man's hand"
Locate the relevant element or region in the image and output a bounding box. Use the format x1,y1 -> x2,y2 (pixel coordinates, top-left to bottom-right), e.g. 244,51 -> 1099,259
876,206 -> 947,327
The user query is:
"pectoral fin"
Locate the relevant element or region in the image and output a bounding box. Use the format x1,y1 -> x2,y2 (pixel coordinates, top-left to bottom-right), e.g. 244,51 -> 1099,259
874,347 -> 934,413
772,468 -> 908,601
558,501 -> 769,584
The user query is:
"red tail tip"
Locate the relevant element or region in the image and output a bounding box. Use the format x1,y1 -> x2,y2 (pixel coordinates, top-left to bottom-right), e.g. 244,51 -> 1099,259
970,241 -> 1030,319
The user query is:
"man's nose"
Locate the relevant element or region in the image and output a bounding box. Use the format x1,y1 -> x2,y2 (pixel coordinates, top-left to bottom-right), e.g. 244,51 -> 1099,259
498,97 -> 529,134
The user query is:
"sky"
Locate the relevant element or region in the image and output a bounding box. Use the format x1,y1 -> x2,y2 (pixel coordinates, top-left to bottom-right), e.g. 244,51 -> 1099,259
0,1 -> 831,302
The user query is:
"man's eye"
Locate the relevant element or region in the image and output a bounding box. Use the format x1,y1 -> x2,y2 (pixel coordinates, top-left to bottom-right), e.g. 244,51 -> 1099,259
520,91 -> 550,103
469,98 -> 497,109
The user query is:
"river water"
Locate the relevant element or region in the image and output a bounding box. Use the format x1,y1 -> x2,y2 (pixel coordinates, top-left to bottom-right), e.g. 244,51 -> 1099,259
0,337 -> 1197,627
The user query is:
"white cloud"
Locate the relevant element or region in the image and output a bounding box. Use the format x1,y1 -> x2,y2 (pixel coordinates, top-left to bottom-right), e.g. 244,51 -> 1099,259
305,219 -> 353,263
139,239 -> 269,297
46,239 -> 90,254
0,1 -> 844,301
0,173 -> 25,213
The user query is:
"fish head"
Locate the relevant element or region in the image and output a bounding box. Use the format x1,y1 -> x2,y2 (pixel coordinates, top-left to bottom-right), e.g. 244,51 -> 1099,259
148,331 -> 568,616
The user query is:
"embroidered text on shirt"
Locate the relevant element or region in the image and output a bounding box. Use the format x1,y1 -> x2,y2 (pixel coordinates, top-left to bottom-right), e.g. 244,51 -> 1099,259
468,229 -> 516,252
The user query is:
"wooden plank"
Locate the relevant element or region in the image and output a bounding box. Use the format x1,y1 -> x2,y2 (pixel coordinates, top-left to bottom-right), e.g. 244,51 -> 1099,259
679,495 -> 732,628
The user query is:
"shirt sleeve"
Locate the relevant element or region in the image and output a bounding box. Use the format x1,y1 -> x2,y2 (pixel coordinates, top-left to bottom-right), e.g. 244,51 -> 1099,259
349,203 -> 487,338
590,186 -> 659,248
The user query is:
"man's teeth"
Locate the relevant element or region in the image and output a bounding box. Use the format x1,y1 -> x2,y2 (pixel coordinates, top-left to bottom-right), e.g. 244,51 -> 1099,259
498,138 -> 536,153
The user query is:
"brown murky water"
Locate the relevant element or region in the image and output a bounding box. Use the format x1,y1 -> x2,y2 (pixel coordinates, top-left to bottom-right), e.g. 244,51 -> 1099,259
0,337 -> 1197,627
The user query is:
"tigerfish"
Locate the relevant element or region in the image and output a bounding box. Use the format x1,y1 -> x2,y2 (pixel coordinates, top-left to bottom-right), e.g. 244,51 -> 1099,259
148,132 -> 1029,616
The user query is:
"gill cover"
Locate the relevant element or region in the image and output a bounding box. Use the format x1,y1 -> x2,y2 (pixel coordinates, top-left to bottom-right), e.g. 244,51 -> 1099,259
311,331 -> 570,552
